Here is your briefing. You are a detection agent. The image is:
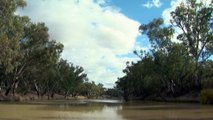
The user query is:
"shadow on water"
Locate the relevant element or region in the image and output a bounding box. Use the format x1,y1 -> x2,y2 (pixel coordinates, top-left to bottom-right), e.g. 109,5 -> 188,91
117,102 -> 213,120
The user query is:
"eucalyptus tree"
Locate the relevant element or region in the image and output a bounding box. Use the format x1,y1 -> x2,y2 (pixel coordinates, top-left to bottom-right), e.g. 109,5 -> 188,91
77,81 -> 104,98
138,17 -> 198,95
0,0 -> 30,95
58,59 -> 87,98
0,0 -> 90,98
170,0 -> 213,88
4,22 -> 64,96
30,39 -> 63,98
138,0 -> 213,91
0,0 -> 26,73
116,2 -> 211,100
116,56 -> 157,101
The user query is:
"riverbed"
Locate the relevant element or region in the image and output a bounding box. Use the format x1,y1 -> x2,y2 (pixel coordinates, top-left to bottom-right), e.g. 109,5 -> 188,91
0,100 -> 213,120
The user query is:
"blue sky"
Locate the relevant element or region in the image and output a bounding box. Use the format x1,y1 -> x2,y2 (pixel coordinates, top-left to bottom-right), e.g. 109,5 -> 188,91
111,0 -> 170,23
18,0 -> 212,88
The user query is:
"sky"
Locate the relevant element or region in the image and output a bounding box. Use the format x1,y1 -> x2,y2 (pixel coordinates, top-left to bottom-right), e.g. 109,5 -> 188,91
18,0 -> 211,88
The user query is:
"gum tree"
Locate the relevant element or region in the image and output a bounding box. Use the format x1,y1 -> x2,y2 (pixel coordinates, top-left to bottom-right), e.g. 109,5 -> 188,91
171,0 -> 213,88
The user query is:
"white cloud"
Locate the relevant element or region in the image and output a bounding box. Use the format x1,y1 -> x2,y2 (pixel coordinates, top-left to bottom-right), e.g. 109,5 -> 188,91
19,0 -> 140,88
162,0 -> 185,25
143,0 -> 162,8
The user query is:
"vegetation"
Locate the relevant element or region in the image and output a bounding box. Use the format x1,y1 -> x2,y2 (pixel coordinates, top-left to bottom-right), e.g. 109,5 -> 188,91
0,0 -> 104,100
116,0 -> 213,102
1,0 -> 213,104
200,89 -> 213,104
77,81 -> 105,99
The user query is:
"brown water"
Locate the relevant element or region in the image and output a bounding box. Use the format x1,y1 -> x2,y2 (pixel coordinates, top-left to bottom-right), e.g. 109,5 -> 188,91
0,100 -> 213,120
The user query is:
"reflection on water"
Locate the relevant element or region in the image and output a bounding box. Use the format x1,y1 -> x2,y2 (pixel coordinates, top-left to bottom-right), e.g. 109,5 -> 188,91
0,100 -> 213,120
119,102 -> 213,120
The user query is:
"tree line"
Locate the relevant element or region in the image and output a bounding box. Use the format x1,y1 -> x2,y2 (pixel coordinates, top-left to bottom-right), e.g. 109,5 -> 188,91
0,0 -> 105,99
116,0 -> 213,102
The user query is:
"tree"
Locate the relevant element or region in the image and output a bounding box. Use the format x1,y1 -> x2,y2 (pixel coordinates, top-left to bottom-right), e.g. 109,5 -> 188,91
0,0 -> 26,73
170,0 -> 213,88
104,88 -> 121,98
1,20 -> 64,97
77,81 -> 104,98
0,0 -> 90,99
200,60 -> 213,89
30,40 -> 63,98
0,0 -> 31,96
138,18 -> 195,96
58,59 -> 86,98
116,6 -> 209,100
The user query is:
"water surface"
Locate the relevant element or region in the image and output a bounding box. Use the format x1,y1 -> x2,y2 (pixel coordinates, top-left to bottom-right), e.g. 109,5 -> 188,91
0,100 -> 213,120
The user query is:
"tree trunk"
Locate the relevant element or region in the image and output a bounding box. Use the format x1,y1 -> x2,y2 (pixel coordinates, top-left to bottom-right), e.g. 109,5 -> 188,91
64,91 -> 69,99
51,92 -> 54,98
12,80 -> 19,96
5,80 -> 16,96
48,94 -> 50,100
194,60 -> 201,91
5,85 -> 12,96
194,69 -> 201,91
4,79 -> 13,96
123,89 -> 129,102
33,80 -> 40,97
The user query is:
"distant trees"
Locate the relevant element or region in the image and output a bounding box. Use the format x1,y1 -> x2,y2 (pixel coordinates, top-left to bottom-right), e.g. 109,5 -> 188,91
77,81 -> 105,98
116,0 -> 213,101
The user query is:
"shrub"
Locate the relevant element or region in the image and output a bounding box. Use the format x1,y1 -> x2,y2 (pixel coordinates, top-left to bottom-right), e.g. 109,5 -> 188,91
201,78 -> 213,89
200,89 -> 213,104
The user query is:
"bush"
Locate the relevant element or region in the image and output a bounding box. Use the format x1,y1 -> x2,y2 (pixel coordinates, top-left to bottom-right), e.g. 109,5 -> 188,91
200,89 -> 213,104
201,78 -> 213,89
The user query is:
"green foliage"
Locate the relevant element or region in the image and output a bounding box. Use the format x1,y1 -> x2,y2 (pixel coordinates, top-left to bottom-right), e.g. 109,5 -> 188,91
139,18 -> 174,49
171,0 -> 213,88
116,0 -> 213,101
200,89 -> 213,104
104,88 -> 121,97
0,0 -> 27,73
0,0 -> 92,99
77,81 -> 104,98
201,60 -> 213,89
58,59 -> 87,98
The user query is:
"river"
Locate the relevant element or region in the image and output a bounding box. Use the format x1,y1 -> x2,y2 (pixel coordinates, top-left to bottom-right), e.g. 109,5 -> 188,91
0,99 -> 213,120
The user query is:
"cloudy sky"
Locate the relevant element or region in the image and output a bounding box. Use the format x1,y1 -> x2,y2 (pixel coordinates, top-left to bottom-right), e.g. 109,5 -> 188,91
18,0 -> 208,88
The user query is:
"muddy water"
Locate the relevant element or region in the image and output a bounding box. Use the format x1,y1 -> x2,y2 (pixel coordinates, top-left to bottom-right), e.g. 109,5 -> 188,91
0,100 -> 213,120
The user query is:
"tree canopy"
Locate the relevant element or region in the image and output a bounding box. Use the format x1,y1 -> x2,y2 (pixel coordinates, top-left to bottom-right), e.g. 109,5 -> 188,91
116,0 -> 213,101
0,0 -> 104,99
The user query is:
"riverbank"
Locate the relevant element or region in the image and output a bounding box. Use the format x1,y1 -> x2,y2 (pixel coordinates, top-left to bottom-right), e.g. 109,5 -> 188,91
0,94 -> 197,104
0,92 -> 89,102
0,90 -> 208,104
